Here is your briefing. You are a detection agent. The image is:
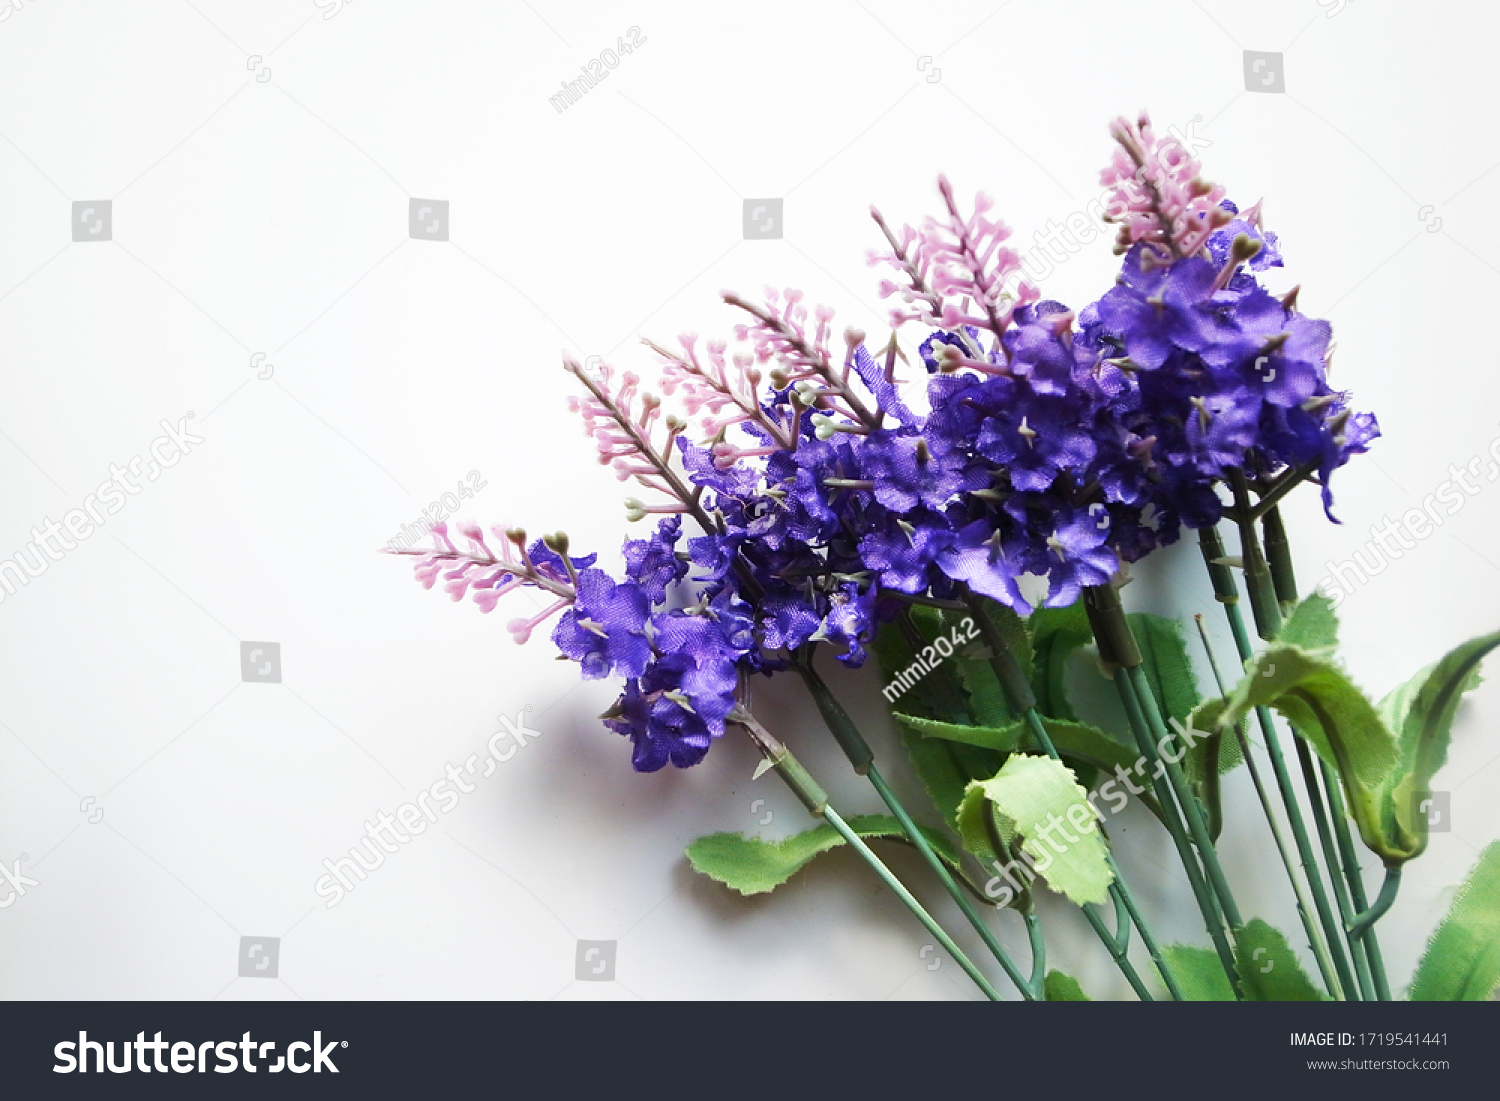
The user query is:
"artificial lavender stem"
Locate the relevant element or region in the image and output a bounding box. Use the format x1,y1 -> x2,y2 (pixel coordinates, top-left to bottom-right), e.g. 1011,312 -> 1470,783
1346,867 -> 1401,941
795,658 -> 1038,999
1194,614 -> 1344,1001
731,706 -> 1004,1001
1321,762 -> 1392,1000
1112,659 -> 1240,992
1295,738 -> 1371,1001
1196,526 -> 1359,1001
1123,662 -> 1245,930
1260,498 -> 1388,999
962,592 -> 1184,1001
1081,584 -> 1246,941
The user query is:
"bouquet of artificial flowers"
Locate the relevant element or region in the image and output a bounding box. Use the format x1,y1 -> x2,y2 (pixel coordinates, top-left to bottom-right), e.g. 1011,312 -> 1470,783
394,113 -> 1499,1002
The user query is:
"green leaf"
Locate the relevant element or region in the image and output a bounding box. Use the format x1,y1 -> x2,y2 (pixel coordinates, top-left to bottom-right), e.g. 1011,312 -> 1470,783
955,785 -> 1001,865
1128,612 -> 1202,726
1239,646 -> 1392,783
899,730 -> 971,834
685,815 -> 961,896
896,713 -> 1166,826
1274,592 -> 1340,653
1026,603 -> 1092,721
1127,612 -> 1241,790
1409,842 -> 1500,1000
1044,970 -> 1091,1001
952,649 -> 1016,727
873,608 -> 958,723
1161,944 -> 1236,1001
1375,631 -> 1500,858
1232,919 -> 1327,1000
973,755 -> 1114,906
947,601 -> 1028,727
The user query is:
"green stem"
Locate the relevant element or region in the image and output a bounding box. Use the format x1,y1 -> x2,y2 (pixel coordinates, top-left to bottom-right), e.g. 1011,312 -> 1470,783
1322,760 -> 1392,999
1194,614 -> 1345,1001
961,593 -> 1181,1000
731,706 -> 1004,1001
1024,910 -> 1047,998
795,657 -> 1037,998
823,805 -> 1004,1000
1347,866 -> 1401,941
1262,496 -> 1390,1001
1197,526 -> 1359,1001
1295,739 -> 1371,1001
1112,662 -> 1240,992
868,763 -> 1037,1000
1123,663 -> 1245,931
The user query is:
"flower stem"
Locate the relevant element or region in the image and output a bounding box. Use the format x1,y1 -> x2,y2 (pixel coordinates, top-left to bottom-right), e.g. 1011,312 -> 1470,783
1295,739 -> 1372,1000
1194,614 -> 1345,1001
730,704 -> 1005,1001
1260,500 -> 1392,1000
1196,524 -> 1359,1001
962,592 -> 1184,1001
1347,866 -> 1401,940
1321,759 -> 1392,999
1109,655 -> 1240,993
794,655 -> 1039,998
1123,662 -> 1245,930
1024,910 -> 1047,995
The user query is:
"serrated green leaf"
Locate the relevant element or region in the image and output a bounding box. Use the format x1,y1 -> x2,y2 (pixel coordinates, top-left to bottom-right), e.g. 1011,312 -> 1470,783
899,730 -> 971,834
1232,919 -> 1327,1000
1409,842 -> 1500,1000
873,609 -> 959,723
1241,646 -> 1394,785
1044,970 -> 1091,1001
974,755 -> 1114,906
955,785 -> 1000,865
1375,631 -> 1500,858
685,815 -> 960,896
897,712 -> 1168,827
1161,944 -> 1236,1001
1275,592 -> 1340,652
1128,612 -> 1241,795
945,601 -> 1027,727
952,651 -> 1016,727
1128,612 -> 1202,726
1027,602 -> 1092,721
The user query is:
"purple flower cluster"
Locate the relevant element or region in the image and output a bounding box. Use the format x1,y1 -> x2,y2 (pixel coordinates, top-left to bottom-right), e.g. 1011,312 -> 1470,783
402,112 -> 1376,773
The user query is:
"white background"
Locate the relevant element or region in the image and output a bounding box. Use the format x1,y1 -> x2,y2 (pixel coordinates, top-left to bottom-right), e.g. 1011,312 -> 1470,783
0,0 -> 1496,1001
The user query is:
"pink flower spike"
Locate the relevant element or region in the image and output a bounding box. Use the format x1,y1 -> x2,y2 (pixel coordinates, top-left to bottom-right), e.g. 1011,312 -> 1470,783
506,598 -> 570,645
1100,111 -> 1225,261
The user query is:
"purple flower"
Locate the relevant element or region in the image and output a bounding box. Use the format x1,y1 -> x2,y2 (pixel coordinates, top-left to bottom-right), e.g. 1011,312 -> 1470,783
604,669 -> 718,772
623,517 -> 687,603
1038,506 -> 1119,607
859,507 -> 954,593
975,396 -> 1096,492
936,518 -> 1031,611
816,581 -> 876,666
757,590 -> 824,652
551,569 -> 651,679
861,429 -> 984,512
